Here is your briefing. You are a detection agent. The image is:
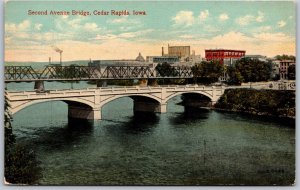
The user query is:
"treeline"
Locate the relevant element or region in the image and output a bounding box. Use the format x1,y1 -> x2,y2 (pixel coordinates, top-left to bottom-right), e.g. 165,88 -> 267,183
153,59 -> 274,85
275,54 -> 296,61
215,89 -> 295,118
190,57 -> 296,85
191,60 -> 223,84
192,58 -> 274,85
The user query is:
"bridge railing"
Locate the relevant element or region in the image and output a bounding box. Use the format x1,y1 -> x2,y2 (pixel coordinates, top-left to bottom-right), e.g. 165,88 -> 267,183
240,81 -> 296,91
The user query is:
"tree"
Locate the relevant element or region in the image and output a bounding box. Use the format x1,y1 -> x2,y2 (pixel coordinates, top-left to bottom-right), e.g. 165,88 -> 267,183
4,90 -> 42,184
226,66 -> 243,85
155,62 -> 178,77
234,58 -> 272,82
155,63 -> 180,85
191,61 -> 223,84
5,144 -> 42,184
288,64 -> 296,80
4,90 -> 15,149
275,54 -> 296,61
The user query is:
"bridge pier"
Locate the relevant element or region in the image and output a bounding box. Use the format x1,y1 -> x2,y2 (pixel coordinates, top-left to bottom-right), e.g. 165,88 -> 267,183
210,101 -> 218,106
148,79 -> 158,86
34,81 -> 45,91
96,80 -> 107,87
68,104 -> 101,120
138,79 -> 159,87
138,79 -> 148,87
133,101 -> 166,113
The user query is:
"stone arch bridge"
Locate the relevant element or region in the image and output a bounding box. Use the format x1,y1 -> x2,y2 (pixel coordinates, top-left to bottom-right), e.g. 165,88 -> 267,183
6,85 -> 226,120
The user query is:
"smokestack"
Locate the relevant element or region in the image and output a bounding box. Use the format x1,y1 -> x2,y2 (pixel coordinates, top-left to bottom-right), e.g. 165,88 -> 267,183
60,52 -> 62,64
49,57 -> 51,64
162,47 -> 164,56
51,45 -> 63,65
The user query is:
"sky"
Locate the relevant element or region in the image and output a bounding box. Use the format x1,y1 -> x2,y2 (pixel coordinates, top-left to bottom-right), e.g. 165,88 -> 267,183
4,1 -> 296,62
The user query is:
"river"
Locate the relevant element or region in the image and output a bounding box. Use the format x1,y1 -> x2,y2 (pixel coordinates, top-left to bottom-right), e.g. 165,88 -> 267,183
7,81 -> 295,185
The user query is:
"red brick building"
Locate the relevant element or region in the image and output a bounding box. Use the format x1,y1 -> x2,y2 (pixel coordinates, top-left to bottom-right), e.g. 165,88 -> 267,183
205,49 -> 246,65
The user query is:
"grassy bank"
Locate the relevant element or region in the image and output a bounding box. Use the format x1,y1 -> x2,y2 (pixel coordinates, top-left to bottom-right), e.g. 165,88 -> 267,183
214,89 -> 295,118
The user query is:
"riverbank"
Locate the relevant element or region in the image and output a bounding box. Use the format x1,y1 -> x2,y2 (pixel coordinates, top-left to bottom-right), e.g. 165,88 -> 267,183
214,89 -> 295,119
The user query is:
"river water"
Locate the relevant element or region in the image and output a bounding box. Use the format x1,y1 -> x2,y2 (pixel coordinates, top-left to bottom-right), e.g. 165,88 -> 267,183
7,82 -> 295,185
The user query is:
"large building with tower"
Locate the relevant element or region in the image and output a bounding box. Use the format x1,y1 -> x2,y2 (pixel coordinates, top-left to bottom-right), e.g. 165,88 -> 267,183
205,49 -> 246,65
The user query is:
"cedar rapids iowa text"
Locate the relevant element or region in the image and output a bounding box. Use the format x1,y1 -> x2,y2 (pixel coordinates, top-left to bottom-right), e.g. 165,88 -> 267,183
27,10 -> 147,16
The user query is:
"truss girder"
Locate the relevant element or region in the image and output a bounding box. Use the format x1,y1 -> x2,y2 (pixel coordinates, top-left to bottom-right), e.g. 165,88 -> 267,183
4,65 -> 193,81
4,66 -> 39,80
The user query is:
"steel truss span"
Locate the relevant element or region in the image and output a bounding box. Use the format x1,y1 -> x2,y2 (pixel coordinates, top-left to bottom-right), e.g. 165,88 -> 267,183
4,66 -> 193,82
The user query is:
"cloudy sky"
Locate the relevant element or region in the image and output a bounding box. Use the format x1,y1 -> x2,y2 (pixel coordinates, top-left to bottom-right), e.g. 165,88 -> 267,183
5,1 -> 296,62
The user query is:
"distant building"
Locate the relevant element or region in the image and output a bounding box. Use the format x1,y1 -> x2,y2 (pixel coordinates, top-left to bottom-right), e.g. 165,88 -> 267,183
146,45 -> 200,64
167,44 -> 191,58
146,56 -> 179,64
279,60 -> 295,80
271,60 -> 280,80
189,50 -> 202,64
135,52 -> 145,62
205,49 -> 246,65
89,52 -> 145,67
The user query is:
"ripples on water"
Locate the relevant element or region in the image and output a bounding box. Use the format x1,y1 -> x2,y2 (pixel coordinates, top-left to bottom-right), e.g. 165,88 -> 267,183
11,85 -> 295,185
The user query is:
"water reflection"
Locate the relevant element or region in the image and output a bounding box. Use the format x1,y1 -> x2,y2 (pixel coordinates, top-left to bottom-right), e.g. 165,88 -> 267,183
169,107 -> 211,126
66,118 -> 94,136
19,119 -> 94,151
102,112 -> 159,134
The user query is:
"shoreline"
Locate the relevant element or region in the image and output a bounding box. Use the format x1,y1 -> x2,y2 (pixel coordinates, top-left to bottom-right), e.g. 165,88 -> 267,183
211,107 -> 296,120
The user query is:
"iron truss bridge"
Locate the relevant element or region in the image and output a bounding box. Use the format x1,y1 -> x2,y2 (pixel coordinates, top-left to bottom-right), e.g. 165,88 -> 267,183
4,65 -> 194,82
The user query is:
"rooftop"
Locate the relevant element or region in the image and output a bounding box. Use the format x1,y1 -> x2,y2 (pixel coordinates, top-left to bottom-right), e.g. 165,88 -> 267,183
279,60 -> 295,63
205,49 -> 246,52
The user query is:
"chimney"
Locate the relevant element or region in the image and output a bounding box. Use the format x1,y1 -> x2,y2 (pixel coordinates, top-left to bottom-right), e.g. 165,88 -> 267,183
162,47 -> 164,56
49,57 -> 51,64
60,52 -> 62,65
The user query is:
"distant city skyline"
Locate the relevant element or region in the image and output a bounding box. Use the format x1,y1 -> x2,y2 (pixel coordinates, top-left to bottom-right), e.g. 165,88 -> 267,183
5,1 -> 296,62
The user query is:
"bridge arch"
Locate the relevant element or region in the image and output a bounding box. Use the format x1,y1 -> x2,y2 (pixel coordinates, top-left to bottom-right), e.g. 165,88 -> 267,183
99,94 -> 162,107
11,97 -> 96,115
163,91 -> 213,104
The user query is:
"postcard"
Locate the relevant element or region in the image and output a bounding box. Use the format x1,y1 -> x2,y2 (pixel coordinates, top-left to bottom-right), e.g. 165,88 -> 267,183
4,0 -> 295,186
